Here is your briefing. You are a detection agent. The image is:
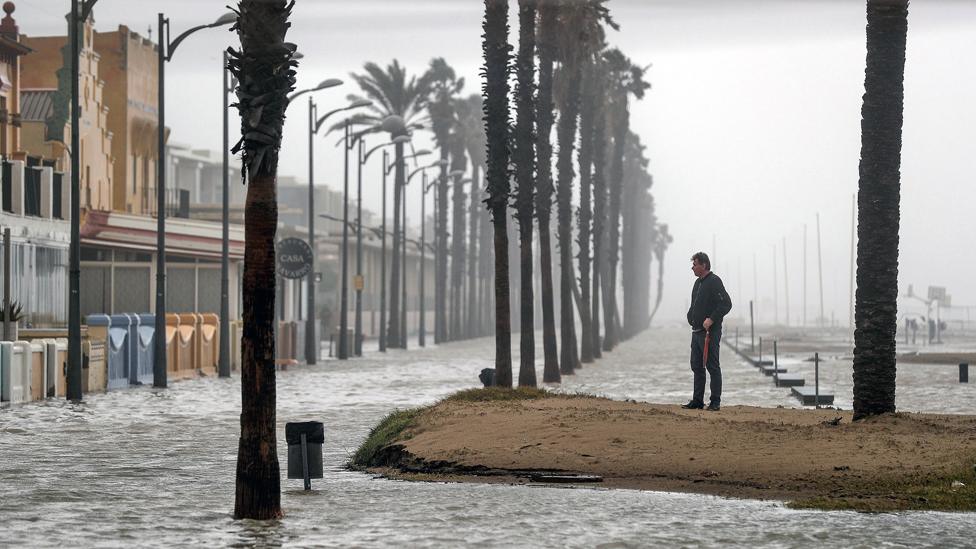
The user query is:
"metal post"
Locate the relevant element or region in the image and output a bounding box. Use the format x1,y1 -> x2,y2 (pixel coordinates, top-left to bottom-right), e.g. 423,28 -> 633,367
814,351 -> 820,408
354,139 -> 364,356
218,50 -> 231,378
379,150 -> 387,352
401,180 -> 407,349
816,213 -> 825,330
773,340 -> 778,382
306,98 -> 318,365
749,300 -> 755,352
735,327 -> 738,350
338,121 -> 350,360
300,432 -> 310,491
66,2 -> 83,400
3,228 -> 10,343
758,336 -> 763,365
154,13 -> 168,389
419,172 -> 426,347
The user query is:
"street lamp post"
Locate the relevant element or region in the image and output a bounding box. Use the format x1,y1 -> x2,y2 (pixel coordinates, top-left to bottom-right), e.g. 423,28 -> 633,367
404,160 -> 446,348
155,11 -> 236,389
298,81 -> 345,366
361,136 -> 411,352
67,0 -> 100,400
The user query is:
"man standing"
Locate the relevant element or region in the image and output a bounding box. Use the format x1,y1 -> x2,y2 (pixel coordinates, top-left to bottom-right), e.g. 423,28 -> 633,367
683,252 -> 732,411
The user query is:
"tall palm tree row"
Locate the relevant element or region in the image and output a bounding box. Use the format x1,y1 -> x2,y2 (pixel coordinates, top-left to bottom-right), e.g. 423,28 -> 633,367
449,130 -> 469,340
228,0 -> 296,520
535,0 -> 561,382
852,0 -> 909,420
553,0 -> 616,374
514,0 -> 538,387
455,94 -> 489,338
602,48 -> 648,351
345,60 -> 433,348
482,0 -> 514,386
426,58 -> 463,344
620,131 -> 656,339
589,56 -> 610,359
575,58 -> 598,364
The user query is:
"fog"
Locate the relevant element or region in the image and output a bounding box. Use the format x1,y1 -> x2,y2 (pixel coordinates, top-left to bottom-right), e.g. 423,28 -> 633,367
20,0 -> 976,326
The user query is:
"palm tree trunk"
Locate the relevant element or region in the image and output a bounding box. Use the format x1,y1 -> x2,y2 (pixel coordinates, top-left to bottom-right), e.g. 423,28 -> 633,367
231,0 -> 295,520
515,0 -> 538,387
450,138 -> 467,341
576,62 -> 596,363
483,0 -> 512,387
604,99 -> 628,351
852,0 -> 908,421
436,159 -> 449,343
387,142 -> 404,347
479,181 -> 493,336
467,166 -> 481,338
536,0 -> 560,382
556,62 -> 582,375
590,82 -> 608,359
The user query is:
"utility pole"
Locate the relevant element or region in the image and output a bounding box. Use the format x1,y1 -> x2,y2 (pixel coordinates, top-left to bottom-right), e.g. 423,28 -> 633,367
816,213 -> 825,329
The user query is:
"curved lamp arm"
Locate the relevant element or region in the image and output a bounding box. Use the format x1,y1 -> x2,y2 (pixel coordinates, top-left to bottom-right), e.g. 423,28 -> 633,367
167,12 -> 236,61
317,99 -> 372,134
287,78 -> 343,105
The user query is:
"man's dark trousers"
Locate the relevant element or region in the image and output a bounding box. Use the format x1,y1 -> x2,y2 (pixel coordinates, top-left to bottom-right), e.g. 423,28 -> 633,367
690,326 -> 722,406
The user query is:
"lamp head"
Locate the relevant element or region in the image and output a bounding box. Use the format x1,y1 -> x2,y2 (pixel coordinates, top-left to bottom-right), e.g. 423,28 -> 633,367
391,135 -> 411,145
214,12 -> 237,26
449,168 -> 465,177
413,149 -> 432,157
381,115 -> 407,134
349,99 -> 373,109
317,78 -> 343,90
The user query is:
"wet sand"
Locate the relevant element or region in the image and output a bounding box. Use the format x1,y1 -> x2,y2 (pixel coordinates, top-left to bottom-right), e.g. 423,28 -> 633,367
369,396 -> 976,510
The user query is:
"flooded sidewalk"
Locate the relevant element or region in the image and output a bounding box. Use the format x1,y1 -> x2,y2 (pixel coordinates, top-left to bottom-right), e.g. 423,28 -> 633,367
1,327 -> 974,547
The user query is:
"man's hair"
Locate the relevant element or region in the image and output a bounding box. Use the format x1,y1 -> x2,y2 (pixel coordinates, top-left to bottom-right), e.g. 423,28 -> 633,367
691,252 -> 710,270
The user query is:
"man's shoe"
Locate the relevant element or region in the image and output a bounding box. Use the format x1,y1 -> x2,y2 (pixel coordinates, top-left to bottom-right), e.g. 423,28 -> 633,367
706,403 -> 721,411
681,401 -> 704,410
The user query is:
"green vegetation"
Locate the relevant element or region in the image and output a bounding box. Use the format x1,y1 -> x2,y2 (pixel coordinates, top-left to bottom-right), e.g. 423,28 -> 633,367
351,407 -> 429,469
790,464 -> 976,512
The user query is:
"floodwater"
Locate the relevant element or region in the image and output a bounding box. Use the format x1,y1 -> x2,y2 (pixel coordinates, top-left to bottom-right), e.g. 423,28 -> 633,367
1,326 -> 974,548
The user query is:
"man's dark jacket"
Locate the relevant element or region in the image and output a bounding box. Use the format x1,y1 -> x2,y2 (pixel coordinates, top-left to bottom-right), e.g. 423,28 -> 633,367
687,272 -> 732,331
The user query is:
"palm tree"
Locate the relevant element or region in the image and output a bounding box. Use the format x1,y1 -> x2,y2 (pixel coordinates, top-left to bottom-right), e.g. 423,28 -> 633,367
483,0 -> 513,387
344,60 -> 432,348
455,94 -> 488,338
228,0 -> 296,520
513,0 -> 538,387
536,0 -> 560,382
648,223 -> 672,325
852,0 -> 908,421
553,0 -> 615,374
575,58 -> 597,363
590,57 -> 609,359
426,58 -> 463,344
603,48 -> 648,351
449,131 -> 468,340
621,132 -> 655,339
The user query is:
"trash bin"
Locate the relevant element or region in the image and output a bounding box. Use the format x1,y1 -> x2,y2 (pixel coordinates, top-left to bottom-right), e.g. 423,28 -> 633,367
285,421 -> 324,490
198,313 -> 218,375
177,313 -> 199,376
165,314 -> 180,375
107,314 -> 131,390
136,314 -> 155,384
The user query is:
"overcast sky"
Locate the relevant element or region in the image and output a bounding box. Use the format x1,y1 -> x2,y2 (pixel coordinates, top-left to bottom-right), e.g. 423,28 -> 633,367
18,0 -> 976,326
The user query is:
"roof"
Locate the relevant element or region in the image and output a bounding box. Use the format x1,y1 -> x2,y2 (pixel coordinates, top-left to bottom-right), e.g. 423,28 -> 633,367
20,89 -> 56,122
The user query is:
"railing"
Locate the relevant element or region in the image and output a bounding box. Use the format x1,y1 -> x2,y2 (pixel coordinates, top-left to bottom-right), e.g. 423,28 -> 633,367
145,186 -> 188,218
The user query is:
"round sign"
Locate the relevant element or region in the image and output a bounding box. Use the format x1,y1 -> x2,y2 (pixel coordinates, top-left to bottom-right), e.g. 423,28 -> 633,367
276,237 -> 313,279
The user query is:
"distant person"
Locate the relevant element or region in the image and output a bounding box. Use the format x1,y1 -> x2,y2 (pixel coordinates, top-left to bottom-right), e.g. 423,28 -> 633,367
683,252 -> 732,411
